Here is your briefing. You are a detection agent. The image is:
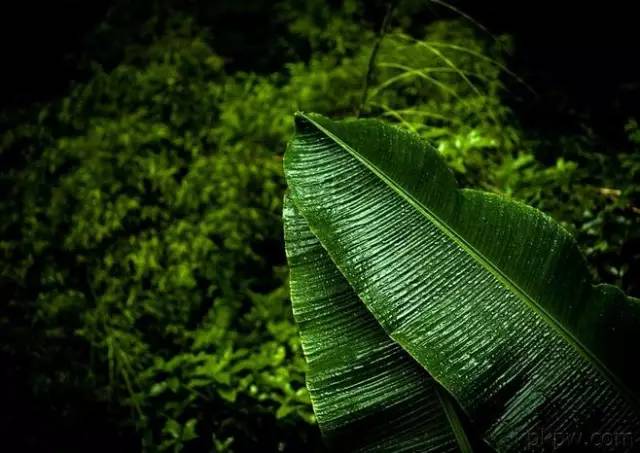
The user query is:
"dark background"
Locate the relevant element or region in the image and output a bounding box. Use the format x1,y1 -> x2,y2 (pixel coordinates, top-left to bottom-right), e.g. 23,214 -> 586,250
2,1 -> 639,139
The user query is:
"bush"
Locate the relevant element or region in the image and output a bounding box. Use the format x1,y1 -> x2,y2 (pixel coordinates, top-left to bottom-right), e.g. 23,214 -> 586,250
1,26 -> 312,452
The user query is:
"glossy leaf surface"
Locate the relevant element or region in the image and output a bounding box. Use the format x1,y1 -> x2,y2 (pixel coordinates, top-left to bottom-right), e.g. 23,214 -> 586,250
285,193 -> 475,452
284,113 -> 640,451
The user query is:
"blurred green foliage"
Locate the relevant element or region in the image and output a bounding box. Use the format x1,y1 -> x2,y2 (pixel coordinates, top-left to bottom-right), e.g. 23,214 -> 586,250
1,1 -> 638,451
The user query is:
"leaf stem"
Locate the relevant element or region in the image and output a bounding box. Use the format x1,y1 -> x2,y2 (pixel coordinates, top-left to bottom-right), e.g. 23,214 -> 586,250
356,2 -> 395,118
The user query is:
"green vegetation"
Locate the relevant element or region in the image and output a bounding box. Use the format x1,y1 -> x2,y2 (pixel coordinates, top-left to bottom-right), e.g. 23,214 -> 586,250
284,113 -> 640,452
1,1 -> 638,451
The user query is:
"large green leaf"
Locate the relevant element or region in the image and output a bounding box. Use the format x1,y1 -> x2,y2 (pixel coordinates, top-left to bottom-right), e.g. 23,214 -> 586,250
284,192 -> 478,452
284,112 -> 640,451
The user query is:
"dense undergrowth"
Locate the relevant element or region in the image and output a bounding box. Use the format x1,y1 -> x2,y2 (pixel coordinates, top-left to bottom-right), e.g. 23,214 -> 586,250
1,0 -> 638,451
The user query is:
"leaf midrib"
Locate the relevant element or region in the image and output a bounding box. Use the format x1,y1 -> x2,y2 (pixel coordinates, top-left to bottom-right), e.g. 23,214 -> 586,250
296,112 -> 639,410
436,387 -> 474,453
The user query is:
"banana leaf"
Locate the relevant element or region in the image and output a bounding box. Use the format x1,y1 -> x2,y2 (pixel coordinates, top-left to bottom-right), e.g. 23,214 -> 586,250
283,112 -> 640,452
